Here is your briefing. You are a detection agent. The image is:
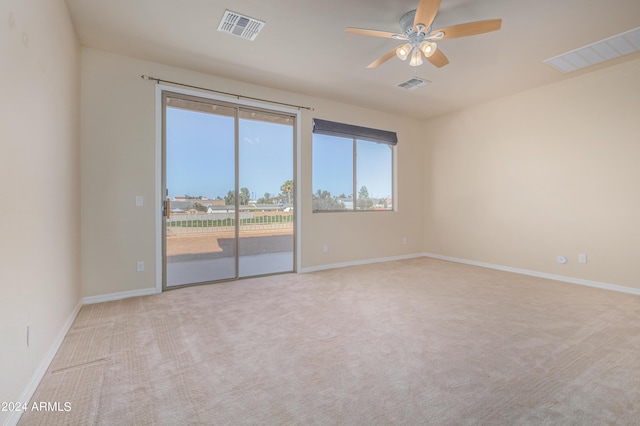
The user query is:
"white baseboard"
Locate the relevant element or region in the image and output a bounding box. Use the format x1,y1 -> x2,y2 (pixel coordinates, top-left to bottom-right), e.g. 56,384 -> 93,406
82,287 -> 159,305
299,253 -> 424,273
5,300 -> 83,426
423,252 -> 640,296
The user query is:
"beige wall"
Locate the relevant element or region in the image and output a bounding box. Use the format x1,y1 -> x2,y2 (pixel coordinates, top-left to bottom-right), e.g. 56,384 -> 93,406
0,0 -> 80,421
423,58 -> 640,289
80,48 -> 425,297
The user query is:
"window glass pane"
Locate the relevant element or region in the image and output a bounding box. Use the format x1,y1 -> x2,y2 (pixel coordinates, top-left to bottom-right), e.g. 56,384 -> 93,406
239,111 -> 294,207
165,101 -> 236,285
238,109 -> 294,277
356,140 -> 393,210
312,134 -> 352,211
166,105 -> 235,201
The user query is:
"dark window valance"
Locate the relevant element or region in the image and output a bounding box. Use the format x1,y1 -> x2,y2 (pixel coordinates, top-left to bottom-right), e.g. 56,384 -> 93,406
312,118 -> 398,146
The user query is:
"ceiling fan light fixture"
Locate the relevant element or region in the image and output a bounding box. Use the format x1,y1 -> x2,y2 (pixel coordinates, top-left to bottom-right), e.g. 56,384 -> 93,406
409,49 -> 423,66
396,43 -> 412,61
420,41 -> 437,57
345,0 -> 503,69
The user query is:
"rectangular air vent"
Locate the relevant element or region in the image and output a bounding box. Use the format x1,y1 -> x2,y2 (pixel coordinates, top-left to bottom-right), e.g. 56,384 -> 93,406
398,77 -> 431,90
217,10 -> 265,41
544,26 -> 640,73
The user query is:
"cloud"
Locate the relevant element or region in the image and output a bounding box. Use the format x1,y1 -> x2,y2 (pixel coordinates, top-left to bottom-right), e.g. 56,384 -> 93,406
244,137 -> 261,145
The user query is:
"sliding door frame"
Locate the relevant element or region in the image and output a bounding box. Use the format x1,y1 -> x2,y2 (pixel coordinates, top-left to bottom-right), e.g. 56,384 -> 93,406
155,84 -> 301,292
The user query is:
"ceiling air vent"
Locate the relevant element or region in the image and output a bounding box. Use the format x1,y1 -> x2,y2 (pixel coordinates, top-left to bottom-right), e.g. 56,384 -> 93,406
544,26 -> 640,73
398,77 -> 431,90
217,10 -> 265,41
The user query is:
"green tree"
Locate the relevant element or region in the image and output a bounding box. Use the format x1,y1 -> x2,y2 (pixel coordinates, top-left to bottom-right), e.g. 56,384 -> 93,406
193,202 -> 207,212
225,188 -> 251,206
281,180 -> 294,205
357,186 -> 373,210
312,189 -> 345,211
239,187 -> 250,205
257,192 -> 272,204
224,190 -> 235,206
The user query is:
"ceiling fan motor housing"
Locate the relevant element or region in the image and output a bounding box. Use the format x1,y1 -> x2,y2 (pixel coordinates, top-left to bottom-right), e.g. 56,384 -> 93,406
345,0 -> 502,69
400,10 -> 432,36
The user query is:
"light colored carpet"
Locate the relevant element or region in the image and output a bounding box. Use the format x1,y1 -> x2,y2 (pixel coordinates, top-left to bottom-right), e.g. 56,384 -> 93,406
19,258 -> 640,425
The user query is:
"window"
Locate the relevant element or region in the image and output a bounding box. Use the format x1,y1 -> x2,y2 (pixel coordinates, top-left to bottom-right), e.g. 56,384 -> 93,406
312,119 -> 395,212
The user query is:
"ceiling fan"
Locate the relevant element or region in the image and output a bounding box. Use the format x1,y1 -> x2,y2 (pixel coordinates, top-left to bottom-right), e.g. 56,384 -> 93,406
345,0 -> 502,69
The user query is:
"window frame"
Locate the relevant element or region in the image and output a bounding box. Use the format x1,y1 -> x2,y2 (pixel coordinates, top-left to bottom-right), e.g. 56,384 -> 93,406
312,132 -> 395,213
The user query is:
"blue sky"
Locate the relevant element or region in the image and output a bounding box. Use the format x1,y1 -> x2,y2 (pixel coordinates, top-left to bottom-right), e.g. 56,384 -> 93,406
312,134 -> 393,199
166,107 -> 293,200
167,106 -> 392,201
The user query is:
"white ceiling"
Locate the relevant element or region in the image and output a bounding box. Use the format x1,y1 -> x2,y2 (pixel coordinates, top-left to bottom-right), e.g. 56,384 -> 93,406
65,0 -> 640,120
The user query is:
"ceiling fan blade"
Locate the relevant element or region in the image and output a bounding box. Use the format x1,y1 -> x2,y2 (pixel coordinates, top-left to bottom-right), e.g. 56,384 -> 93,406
414,0 -> 441,31
426,48 -> 449,68
367,48 -> 398,69
345,28 -> 406,40
431,19 -> 502,40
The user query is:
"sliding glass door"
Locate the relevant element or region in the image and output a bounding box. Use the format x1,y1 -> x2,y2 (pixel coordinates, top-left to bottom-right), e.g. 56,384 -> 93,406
162,92 -> 295,288
238,110 -> 294,277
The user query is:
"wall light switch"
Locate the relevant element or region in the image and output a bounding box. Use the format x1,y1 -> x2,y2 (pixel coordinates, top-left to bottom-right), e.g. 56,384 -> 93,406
578,254 -> 587,264
135,196 -> 143,206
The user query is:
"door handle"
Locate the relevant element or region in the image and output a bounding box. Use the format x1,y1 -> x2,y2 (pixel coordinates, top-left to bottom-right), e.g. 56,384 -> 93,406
165,198 -> 171,219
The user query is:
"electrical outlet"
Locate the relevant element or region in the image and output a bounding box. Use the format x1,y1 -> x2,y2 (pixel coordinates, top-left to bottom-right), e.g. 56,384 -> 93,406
27,326 -> 30,347
135,196 -> 143,206
578,253 -> 587,264
137,261 -> 144,272
402,237 -> 407,245
322,244 -> 328,253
